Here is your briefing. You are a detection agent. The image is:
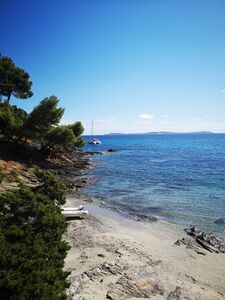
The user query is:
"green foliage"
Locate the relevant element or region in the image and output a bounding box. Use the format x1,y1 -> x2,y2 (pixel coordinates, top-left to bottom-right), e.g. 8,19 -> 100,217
74,136 -> 86,148
42,126 -> 76,152
0,54 -> 33,102
0,102 -> 27,141
0,54 -> 86,153
0,169 -> 3,183
69,121 -> 84,137
26,96 -> 64,139
68,122 -> 86,148
0,184 -> 70,299
34,168 -> 68,206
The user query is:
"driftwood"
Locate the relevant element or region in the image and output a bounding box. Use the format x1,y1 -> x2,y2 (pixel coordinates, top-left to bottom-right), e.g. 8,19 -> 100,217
184,227 -> 225,253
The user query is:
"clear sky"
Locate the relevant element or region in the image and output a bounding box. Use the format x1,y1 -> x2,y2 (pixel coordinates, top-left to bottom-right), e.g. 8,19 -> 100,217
1,0 -> 225,134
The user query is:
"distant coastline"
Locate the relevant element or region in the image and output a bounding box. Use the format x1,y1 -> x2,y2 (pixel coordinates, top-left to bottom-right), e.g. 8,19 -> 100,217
83,131 -> 225,136
105,131 -> 222,135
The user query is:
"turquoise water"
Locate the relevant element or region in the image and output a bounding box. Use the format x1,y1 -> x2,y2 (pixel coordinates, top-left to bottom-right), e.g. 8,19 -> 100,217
83,134 -> 225,234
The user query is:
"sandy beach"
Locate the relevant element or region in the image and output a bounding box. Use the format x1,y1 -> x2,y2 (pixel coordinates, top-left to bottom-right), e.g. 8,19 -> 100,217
64,196 -> 225,300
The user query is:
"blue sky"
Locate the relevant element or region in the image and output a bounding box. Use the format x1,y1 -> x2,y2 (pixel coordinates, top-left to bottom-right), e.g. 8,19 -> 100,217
1,0 -> 225,134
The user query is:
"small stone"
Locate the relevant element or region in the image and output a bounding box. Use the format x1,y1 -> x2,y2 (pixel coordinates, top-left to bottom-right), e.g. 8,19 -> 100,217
97,253 -> 105,257
106,291 -> 114,300
115,249 -> 123,255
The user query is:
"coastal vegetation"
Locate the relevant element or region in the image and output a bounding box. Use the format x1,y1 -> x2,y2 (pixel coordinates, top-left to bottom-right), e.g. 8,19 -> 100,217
0,170 -> 70,299
0,53 -> 85,153
0,53 -> 86,298
0,53 -> 33,103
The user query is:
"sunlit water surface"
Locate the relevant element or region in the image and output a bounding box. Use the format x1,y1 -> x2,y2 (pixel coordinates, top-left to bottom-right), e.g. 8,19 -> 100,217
82,134 -> 225,234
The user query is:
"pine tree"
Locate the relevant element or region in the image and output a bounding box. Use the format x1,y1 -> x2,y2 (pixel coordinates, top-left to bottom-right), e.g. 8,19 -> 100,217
0,54 -> 33,102
0,102 -> 27,142
0,176 -> 70,299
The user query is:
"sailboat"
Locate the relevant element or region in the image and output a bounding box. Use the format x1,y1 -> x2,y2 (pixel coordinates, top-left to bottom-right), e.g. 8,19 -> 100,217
89,120 -> 101,144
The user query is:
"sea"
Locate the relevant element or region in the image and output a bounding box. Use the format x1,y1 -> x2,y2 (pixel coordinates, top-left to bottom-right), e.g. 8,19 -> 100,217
82,133 -> 225,235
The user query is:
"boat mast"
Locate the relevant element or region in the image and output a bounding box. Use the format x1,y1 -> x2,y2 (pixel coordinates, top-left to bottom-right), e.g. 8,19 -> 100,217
91,120 -> 94,139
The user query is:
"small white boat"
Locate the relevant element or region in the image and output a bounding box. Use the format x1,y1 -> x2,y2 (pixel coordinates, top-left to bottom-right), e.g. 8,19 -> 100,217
89,138 -> 101,145
62,209 -> 88,218
62,205 -> 84,211
88,121 -> 101,145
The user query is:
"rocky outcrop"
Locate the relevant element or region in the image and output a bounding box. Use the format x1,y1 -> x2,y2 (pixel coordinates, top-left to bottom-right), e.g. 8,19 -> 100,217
215,218 -> 225,225
184,227 -> 225,253
174,238 -> 206,255
0,160 -> 41,193
107,277 -> 164,299
0,146 -> 92,193
67,260 -> 164,300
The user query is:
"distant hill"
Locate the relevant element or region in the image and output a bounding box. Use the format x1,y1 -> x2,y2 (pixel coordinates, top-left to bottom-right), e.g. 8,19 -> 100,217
106,131 -> 216,135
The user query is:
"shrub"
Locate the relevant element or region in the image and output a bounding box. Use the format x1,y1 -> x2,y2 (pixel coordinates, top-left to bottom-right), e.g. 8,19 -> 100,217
0,184 -> 70,299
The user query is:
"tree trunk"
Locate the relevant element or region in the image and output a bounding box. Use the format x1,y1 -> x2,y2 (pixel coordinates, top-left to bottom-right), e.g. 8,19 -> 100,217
6,91 -> 12,103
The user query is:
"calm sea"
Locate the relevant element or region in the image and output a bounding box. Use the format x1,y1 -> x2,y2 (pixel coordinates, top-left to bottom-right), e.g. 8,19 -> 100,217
83,134 -> 225,234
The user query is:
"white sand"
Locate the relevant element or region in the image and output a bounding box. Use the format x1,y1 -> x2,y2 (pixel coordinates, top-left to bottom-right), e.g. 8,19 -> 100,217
65,197 -> 225,300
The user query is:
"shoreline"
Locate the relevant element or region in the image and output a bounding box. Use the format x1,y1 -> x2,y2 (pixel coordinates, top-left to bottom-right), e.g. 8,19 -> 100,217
65,195 -> 225,300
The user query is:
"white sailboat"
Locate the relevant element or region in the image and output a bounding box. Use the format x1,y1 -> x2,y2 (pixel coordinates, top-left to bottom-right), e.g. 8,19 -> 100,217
89,120 -> 101,144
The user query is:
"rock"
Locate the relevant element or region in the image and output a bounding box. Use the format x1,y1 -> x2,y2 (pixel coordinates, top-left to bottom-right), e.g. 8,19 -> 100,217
0,181 -> 19,193
195,238 -> 219,253
167,287 -> 191,300
107,149 -> 117,152
68,275 -> 82,297
97,253 -> 105,257
106,291 -> 114,300
215,218 -> 225,225
132,214 -> 158,223
107,277 -> 164,299
115,249 -> 123,256
71,295 -> 85,300
84,151 -> 103,156
174,238 -> 206,255
184,226 -> 225,253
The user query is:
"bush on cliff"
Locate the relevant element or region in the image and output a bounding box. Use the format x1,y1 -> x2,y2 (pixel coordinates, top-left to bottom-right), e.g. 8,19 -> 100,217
0,174 -> 70,299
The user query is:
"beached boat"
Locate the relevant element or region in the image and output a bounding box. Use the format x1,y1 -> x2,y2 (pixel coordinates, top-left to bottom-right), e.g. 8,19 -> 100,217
62,209 -> 88,218
61,205 -> 88,218
62,205 -> 84,211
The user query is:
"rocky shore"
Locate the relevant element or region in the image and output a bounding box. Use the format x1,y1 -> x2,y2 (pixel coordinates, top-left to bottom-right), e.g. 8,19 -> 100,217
1,143 -> 224,300
64,200 -> 225,300
0,142 -> 94,193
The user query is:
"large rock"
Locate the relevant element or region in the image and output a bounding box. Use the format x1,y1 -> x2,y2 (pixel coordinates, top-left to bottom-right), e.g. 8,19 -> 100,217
184,226 -> 225,253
